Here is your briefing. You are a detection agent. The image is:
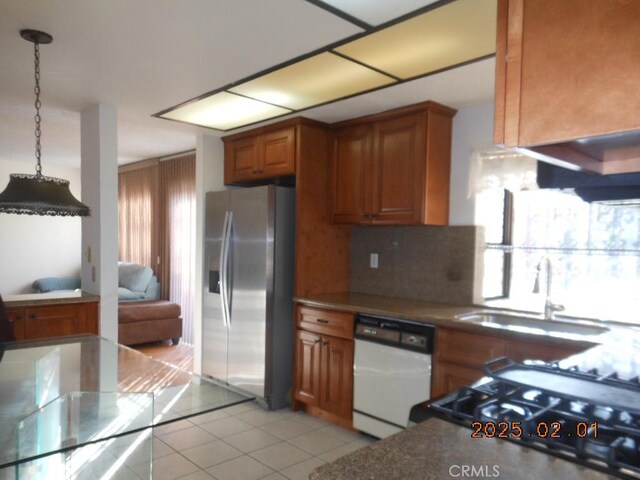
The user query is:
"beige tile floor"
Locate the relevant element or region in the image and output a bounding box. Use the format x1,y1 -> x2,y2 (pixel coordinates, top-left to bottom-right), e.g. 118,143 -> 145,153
0,400 -> 375,480
145,401 -> 376,480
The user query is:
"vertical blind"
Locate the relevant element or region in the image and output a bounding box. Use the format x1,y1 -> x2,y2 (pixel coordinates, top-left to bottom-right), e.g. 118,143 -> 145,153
160,154 -> 196,346
118,154 -> 196,345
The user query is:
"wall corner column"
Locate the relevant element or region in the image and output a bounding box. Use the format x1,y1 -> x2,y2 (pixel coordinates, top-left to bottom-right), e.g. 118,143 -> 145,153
194,131 -> 225,375
80,104 -> 119,342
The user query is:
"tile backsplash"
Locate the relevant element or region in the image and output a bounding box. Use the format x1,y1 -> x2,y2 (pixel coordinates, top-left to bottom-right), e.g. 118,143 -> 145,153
349,225 -> 484,305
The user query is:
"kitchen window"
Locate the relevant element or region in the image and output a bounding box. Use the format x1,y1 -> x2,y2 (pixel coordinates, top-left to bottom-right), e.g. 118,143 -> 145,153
477,187 -> 640,325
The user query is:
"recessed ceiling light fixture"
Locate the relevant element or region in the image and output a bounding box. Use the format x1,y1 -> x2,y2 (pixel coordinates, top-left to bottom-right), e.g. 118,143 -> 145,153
0,30 -> 90,216
155,0 -> 497,132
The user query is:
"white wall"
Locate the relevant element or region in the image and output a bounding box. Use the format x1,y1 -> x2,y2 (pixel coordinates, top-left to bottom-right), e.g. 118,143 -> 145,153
449,100 -> 494,226
0,160 -> 81,294
193,131 -> 226,374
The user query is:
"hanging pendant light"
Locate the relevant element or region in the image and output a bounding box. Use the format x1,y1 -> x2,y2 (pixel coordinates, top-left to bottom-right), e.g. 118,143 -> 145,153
0,30 -> 90,217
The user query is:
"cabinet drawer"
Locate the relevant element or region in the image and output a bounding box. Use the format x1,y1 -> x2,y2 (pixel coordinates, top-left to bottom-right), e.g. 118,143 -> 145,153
506,339 -> 586,364
436,328 -> 506,368
297,306 -> 354,340
432,361 -> 484,398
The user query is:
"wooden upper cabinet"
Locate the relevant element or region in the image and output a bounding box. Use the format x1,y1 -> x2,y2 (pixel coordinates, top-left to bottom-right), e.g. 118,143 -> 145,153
225,136 -> 260,184
372,113 -> 426,224
495,0 -> 640,174
260,128 -> 296,177
330,125 -> 372,224
330,101 -> 456,225
224,126 -> 296,184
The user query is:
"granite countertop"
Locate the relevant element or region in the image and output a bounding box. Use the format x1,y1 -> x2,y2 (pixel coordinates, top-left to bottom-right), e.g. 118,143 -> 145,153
310,418 -> 618,480
4,291 -> 100,307
294,292 -> 614,348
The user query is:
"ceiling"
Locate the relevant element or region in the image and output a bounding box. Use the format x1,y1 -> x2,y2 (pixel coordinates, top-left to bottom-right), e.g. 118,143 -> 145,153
0,0 -> 495,169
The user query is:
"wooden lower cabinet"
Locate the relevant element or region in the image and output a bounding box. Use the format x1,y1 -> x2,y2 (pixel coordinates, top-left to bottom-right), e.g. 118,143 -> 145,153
433,362 -> 484,398
432,327 -> 588,398
294,330 -> 321,406
293,305 -> 354,427
318,335 -> 353,420
6,301 -> 99,341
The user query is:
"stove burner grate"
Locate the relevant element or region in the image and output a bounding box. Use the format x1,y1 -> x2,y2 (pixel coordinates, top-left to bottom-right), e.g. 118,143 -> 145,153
430,359 -> 640,479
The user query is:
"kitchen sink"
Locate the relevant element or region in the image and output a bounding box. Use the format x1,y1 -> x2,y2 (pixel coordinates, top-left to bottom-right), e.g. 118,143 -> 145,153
455,311 -> 610,337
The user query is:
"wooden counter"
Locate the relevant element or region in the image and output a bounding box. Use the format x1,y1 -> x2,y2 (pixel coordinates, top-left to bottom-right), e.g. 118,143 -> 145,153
4,292 -> 99,341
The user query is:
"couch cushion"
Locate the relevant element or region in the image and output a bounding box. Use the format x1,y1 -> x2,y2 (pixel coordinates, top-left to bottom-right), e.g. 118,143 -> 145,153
118,287 -> 145,301
33,276 -> 81,293
118,263 -> 153,293
118,300 -> 181,324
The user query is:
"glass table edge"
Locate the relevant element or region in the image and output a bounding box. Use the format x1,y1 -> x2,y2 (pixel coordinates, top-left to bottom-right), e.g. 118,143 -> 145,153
0,334 -> 256,469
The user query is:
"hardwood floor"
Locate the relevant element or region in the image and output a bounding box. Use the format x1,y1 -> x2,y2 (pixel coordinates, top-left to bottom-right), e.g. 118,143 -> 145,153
133,340 -> 194,371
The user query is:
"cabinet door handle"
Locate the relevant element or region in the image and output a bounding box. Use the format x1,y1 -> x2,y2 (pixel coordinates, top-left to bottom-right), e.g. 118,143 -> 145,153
15,315 -> 22,321
316,318 -> 329,324
313,338 -> 321,344
29,314 -> 36,320
322,340 -> 329,346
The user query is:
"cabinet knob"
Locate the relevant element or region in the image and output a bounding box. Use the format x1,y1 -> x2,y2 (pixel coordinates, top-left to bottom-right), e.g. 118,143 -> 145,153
15,315 -> 22,321
29,314 -> 36,320
322,340 -> 329,346
313,338 -> 321,344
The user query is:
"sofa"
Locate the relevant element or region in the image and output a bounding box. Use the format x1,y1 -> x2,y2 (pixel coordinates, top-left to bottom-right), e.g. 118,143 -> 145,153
33,262 -> 161,301
33,262 -> 182,346
118,300 -> 182,346
116,262 -> 160,301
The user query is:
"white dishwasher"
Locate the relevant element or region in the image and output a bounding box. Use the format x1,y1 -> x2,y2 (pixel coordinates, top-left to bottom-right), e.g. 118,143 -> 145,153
353,313 -> 434,438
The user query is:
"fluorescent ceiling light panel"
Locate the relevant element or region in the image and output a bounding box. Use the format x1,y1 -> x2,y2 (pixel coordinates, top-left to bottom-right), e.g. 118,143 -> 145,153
229,52 -> 396,110
159,92 -> 291,130
318,0 -> 442,26
334,0 -> 497,79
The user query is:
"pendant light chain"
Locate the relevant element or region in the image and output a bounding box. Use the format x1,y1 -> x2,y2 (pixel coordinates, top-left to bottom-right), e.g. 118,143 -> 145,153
33,40 -> 42,178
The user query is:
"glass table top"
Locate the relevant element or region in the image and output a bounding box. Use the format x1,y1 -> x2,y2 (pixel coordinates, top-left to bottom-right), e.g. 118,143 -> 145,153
0,335 -> 252,469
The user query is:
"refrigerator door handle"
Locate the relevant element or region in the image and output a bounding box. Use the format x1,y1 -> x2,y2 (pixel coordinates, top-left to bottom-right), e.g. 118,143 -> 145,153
219,211 -> 230,328
224,211 -> 234,327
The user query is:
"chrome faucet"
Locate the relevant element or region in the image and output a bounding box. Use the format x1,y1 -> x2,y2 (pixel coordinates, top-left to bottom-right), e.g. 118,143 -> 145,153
533,256 -> 565,320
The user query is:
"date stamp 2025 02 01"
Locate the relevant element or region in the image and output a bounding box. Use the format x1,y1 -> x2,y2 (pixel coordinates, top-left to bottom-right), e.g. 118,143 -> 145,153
470,420 -> 599,440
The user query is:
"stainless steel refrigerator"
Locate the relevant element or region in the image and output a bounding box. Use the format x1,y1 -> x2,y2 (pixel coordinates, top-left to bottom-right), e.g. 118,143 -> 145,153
203,185 -> 295,410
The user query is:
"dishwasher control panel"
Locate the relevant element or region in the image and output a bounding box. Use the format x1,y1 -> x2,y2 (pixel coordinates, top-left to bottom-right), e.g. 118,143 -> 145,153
355,314 -> 434,354
355,324 -> 400,343
400,332 -> 428,349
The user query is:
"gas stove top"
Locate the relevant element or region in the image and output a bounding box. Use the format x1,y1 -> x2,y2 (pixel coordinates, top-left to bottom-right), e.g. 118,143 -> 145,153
430,357 -> 640,479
